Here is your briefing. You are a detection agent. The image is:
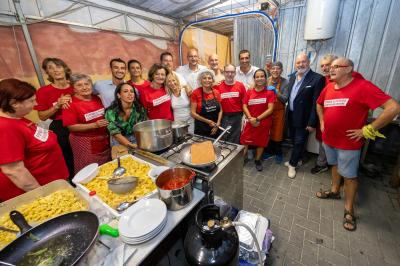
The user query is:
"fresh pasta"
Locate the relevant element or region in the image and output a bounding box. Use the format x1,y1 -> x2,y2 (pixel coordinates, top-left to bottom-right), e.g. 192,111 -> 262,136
0,189 -> 86,248
83,156 -> 156,209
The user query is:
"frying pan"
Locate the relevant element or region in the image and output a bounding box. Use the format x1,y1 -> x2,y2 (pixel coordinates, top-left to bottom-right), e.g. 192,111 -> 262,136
179,126 -> 231,168
0,210 -> 99,266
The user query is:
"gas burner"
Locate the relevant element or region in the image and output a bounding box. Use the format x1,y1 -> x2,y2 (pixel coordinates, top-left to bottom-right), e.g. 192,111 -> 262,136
159,134 -> 238,178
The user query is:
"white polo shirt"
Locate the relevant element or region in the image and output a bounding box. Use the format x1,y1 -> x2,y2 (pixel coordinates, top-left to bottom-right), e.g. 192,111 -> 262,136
235,65 -> 259,89
176,64 -> 207,90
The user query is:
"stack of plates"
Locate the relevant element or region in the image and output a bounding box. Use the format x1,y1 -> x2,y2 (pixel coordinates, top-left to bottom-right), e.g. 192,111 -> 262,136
118,198 -> 167,244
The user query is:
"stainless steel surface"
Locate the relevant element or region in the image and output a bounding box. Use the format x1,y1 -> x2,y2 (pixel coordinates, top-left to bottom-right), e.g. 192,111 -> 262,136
171,121 -> 189,141
213,125 -> 232,144
133,119 -> 173,152
155,168 -> 195,211
113,157 -> 126,177
107,176 -> 138,194
179,143 -> 222,168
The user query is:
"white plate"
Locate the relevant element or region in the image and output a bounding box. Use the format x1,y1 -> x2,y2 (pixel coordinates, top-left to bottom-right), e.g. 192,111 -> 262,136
72,163 -> 99,184
148,166 -> 170,181
121,218 -> 166,244
118,198 -> 167,238
120,216 -> 166,240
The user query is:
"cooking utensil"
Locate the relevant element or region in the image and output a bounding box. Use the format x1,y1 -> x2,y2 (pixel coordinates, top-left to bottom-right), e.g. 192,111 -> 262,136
218,125 -> 231,134
112,156 -> 126,177
116,190 -> 155,213
171,121 -> 189,141
107,176 -> 138,194
156,168 -> 195,210
0,226 -> 18,234
179,144 -> 222,168
213,125 -> 232,144
0,210 -> 99,266
133,119 -> 173,152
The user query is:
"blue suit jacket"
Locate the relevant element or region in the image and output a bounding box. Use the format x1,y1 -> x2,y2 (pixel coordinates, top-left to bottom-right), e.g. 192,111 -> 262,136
287,70 -> 325,128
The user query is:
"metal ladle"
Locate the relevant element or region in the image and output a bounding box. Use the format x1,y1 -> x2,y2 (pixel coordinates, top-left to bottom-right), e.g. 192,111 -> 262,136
112,156 -> 126,177
213,125 -> 232,144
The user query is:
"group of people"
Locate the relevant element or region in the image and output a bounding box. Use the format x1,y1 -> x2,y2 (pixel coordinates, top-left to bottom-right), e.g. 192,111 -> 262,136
1,48 -> 399,233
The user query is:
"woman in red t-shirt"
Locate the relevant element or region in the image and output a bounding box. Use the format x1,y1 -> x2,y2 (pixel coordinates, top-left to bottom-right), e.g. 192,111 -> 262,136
240,69 -> 275,171
140,64 -> 173,121
0,79 -> 68,201
127,59 -> 151,105
190,69 -> 223,138
62,74 -> 111,174
33,58 -> 75,179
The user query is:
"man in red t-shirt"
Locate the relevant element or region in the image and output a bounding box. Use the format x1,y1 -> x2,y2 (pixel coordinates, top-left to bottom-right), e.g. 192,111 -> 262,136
216,64 -> 246,144
315,57 -> 400,231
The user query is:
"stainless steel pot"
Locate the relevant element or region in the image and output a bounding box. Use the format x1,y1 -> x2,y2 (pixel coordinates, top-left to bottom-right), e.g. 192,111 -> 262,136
155,168 -> 195,210
133,119 -> 173,152
171,121 -> 189,141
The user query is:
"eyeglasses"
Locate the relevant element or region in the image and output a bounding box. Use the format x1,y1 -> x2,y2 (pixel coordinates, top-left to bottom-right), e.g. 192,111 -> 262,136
330,65 -> 349,69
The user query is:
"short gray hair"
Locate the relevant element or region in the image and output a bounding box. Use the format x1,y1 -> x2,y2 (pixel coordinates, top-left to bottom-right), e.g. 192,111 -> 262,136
271,61 -> 283,69
197,69 -> 215,86
70,73 -> 92,86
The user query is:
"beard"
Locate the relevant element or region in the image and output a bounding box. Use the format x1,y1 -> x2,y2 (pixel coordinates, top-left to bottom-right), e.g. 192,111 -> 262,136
297,67 -> 308,74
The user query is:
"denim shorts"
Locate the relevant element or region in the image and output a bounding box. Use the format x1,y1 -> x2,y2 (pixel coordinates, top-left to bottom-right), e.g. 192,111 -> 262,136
322,143 -> 361,178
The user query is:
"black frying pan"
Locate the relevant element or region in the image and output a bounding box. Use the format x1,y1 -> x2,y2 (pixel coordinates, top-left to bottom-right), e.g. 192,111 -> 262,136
0,210 -> 99,266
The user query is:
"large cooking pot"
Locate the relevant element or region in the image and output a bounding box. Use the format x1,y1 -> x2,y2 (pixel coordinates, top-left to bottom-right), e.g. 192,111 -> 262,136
155,168 -> 195,210
0,210 -> 99,266
171,121 -> 189,141
133,119 -> 173,152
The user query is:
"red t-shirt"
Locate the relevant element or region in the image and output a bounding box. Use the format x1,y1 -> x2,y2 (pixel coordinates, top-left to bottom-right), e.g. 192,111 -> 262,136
34,84 -> 74,120
141,84 -> 173,120
216,81 -> 246,113
317,78 -> 391,150
62,95 -> 107,136
190,88 -> 222,113
129,80 -> 151,105
0,117 -> 68,201
243,89 -> 276,117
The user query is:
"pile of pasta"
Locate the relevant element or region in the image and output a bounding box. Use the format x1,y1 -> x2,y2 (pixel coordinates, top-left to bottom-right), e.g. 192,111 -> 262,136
0,189 -> 86,248
84,156 -> 156,209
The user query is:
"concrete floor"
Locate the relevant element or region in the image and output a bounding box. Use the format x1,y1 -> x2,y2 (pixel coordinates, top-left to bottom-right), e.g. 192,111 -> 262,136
242,152 -> 400,266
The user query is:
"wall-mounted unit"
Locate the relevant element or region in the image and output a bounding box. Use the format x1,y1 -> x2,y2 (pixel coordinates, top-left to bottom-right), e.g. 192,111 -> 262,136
304,0 -> 340,40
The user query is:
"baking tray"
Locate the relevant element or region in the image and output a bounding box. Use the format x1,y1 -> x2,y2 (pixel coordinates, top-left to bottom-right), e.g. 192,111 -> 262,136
74,154 -> 159,218
0,179 -> 89,218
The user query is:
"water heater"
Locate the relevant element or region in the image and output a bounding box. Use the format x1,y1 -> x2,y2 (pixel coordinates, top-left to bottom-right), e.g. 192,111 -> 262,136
304,0 -> 340,40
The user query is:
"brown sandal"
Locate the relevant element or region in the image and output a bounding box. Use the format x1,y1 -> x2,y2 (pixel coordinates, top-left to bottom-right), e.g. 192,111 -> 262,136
343,210 -> 357,231
316,189 -> 341,199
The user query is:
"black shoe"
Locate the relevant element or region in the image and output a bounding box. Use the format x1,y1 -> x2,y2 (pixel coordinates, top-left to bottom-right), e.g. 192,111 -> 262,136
255,160 -> 263,171
244,157 -> 249,165
311,165 -> 328,174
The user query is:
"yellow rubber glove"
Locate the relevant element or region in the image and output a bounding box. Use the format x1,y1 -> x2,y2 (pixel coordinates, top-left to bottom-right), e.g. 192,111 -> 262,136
362,124 -> 386,140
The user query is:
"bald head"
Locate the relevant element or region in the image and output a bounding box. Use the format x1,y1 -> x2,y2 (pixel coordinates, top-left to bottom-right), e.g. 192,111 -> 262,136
295,53 -> 310,74
329,57 -> 353,82
208,53 -> 219,71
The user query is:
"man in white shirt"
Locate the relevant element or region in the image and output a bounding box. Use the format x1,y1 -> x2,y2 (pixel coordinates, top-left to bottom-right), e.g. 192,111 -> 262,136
160,51 -> 188,88
93,58 -> 126,108
176,48 -> 207,90
208,53 -> 224,85
235,49 -> 259,89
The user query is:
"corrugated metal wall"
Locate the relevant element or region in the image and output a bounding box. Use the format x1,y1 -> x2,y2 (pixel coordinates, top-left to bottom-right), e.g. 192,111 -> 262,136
276,0 -> 400,100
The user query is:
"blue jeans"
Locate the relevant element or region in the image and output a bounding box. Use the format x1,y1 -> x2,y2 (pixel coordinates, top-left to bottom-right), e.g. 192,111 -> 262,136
289,127 -> 309,167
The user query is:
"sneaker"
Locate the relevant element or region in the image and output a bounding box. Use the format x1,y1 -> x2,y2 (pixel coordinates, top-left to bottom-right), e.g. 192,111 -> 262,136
288,165 -> 296,179
275,154 -> 283,164
262,153 -> 275,161
311,165 -> 329,174
284,160 -> 302,167
255,160 -> 263,171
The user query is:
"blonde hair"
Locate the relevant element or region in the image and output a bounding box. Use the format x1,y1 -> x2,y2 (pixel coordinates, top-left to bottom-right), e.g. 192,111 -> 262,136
165,72 -> 182,94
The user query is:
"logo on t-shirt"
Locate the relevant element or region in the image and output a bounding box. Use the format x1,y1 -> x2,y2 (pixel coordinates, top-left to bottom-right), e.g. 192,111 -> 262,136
153,94 -> 171,106
248,98 -> 267,105
84,108 -> 105,121
34,126 -> 49,142
221,92 -> 239,99
324,98 -> 349,107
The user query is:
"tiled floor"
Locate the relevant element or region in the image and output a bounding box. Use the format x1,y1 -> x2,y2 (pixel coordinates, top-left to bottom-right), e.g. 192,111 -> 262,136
242,152 -> 400,266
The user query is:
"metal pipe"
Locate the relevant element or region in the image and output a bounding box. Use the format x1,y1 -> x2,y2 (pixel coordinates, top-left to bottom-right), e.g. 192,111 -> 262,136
12,0 -> 45,86
178,11 -> 278,65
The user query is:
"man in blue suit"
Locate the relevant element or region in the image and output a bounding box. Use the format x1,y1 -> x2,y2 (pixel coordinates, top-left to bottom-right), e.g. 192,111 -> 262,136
285,53 -> 325,178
